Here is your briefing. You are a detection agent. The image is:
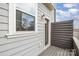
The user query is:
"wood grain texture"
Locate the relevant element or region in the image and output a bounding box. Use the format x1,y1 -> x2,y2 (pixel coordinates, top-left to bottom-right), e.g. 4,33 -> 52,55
51,20 -> 73,49
39,46 -> 75,56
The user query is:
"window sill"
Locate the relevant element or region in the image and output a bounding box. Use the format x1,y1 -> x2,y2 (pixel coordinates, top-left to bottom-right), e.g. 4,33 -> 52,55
6,31 -> 38,39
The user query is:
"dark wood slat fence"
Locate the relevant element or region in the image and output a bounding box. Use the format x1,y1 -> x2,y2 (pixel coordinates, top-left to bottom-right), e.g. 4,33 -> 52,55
51,20 -> 73,49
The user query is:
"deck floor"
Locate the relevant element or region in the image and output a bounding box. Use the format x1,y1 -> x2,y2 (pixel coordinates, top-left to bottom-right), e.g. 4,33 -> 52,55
39,46 -> 75,56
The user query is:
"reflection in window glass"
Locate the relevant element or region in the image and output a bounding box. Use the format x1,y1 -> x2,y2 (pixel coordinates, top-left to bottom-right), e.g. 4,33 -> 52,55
16,10 -> 35,31
22,12 -> 35,31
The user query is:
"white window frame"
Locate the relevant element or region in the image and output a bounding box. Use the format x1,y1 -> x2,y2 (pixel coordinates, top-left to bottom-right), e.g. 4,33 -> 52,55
8,3 -> 38,35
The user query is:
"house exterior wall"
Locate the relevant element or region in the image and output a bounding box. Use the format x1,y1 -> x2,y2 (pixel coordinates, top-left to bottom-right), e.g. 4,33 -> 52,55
0,3 -> 54,56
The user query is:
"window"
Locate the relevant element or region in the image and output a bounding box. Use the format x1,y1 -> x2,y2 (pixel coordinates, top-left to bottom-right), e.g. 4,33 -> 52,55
16,10 -> 35,31
8,3 -> 37,35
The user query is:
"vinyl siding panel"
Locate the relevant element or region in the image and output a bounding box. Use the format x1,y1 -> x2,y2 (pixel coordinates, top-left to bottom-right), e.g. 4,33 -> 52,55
0,37 -> 40,56
0,24 -> 8,31
0,3 -> 9,55
0,8 -> 8,17
0,3 -> 54,56
0,16 -> 8,23
0,3 -> 9,10
0,3 -> 9,38
0,31 -> 8,38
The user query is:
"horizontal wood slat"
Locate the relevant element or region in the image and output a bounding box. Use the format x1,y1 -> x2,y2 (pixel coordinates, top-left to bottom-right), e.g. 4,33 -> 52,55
51,20 -> 73,49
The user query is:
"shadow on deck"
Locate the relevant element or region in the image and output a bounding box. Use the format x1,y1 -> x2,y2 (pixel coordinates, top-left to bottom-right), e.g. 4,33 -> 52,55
39,46 -> 75,56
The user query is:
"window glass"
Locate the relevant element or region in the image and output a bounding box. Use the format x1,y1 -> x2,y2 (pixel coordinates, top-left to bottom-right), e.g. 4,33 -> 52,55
16,10 -> 35,31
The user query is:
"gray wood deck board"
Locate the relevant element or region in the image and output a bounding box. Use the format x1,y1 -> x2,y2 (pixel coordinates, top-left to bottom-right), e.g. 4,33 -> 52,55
39,46 -> 74,56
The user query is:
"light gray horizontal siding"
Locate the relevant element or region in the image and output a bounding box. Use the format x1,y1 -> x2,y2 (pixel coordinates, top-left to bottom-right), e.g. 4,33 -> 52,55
0,31 -> 8,38
0,8 -> 8,17
38,4 -> 51,18
0,3 -> 53,56
0,3 -> 8,38
0,37 -> 40,56
0,3 -> 9,10
0,24 -> 8,31
0,33 -> 42,45
0,16 -> 8,23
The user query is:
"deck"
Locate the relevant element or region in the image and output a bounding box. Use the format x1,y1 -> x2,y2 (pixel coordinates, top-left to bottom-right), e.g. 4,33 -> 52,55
39,46 -> 75,56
